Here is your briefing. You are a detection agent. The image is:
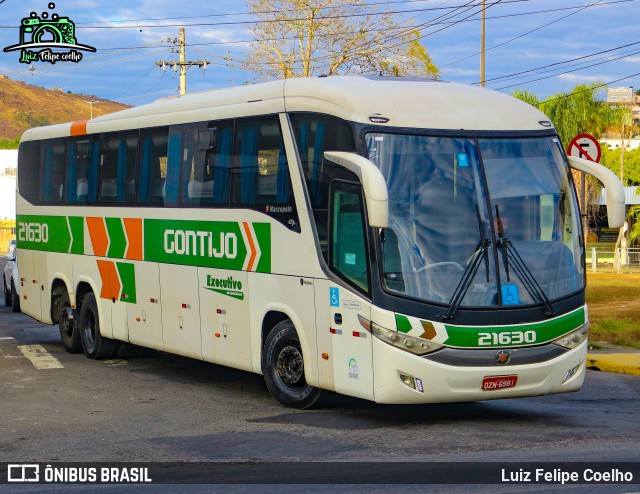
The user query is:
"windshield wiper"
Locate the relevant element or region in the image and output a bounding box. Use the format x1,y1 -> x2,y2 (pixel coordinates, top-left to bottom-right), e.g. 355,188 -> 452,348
494,205 -> 556,317
440,206 -> 490,320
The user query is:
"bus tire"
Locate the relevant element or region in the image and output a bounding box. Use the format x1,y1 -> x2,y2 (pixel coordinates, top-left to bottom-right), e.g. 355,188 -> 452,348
262,319 -> 322,409
4,279 -> 10,307
10,280 -> 20,313
79,292 -> 117,360
59,291 -> 82,353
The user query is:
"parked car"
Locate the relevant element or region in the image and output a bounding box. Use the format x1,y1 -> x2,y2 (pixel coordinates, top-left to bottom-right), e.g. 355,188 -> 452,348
4,250 -> 20,312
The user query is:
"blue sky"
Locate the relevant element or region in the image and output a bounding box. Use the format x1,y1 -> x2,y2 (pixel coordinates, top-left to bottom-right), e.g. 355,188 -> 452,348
0,0 -> 637,107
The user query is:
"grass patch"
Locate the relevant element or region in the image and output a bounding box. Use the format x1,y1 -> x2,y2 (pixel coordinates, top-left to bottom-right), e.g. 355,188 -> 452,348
586,273 -> 640,349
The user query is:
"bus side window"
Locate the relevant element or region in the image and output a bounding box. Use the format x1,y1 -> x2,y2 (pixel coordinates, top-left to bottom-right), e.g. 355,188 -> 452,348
137,127 -> 168,205
182,122 -> 233,206
231,117 -> 298,229
99,132 -> 138,204
329,181 -> 370,293
40,138 -> 66,204
290,114 -> 358,258
164,127 -> 183,206
17,141 -> 41,204
66,137 -> 95,204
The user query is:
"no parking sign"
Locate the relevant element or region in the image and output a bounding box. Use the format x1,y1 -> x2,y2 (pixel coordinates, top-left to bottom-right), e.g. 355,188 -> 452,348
567,134 -> 601,163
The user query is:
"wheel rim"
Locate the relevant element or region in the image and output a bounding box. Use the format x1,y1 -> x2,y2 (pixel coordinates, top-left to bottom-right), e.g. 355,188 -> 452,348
83,310 -> 96,350
275,343 -> 304,388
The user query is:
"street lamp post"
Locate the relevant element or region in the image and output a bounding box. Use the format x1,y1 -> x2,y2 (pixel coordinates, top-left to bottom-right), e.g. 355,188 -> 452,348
85,100 -> 99,119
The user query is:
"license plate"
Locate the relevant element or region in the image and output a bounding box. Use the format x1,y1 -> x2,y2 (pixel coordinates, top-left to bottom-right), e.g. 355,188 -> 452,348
482,375 -> 518,391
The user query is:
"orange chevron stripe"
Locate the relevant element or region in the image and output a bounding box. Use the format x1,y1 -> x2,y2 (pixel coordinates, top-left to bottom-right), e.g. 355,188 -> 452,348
123,218 -> 143,260
87,217 -> 109,257
96,260 -> 121,301
242,222 -> 257,272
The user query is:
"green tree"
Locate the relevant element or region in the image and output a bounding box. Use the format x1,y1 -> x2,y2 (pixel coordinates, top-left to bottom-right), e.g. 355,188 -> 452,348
0,138 -> 20,149
629,205 -> 640,245
511,84 -> 630,238
245,0 -> 439,79
600,146 -> 640,186
538,84 -> 611,148
510,89 -> 539,107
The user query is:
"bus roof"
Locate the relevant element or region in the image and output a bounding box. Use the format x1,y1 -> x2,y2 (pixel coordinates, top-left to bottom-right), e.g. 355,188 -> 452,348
22,76 -> 553,141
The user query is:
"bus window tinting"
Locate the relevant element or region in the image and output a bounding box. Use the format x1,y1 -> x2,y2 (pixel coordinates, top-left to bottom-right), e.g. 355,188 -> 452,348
66,137 -> 98,204
231,117 -> 292,206
17,114 -> 297,227
290,113 -> 358,259
17,141 -> 40,204
41,138 -> 66,204
137,127 -> 169,205
99,132 -> 138,204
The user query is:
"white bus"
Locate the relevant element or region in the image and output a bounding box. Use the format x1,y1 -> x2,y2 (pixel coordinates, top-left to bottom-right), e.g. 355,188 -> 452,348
16,76 -> 624,408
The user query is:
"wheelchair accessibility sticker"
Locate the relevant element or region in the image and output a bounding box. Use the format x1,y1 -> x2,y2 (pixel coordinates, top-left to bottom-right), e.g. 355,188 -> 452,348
501,283 -> 520,305
330,287 -> 340,307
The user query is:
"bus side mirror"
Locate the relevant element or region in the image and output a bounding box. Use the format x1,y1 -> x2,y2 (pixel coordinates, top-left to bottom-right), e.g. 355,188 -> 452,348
567,155 -> 625,228
324,151 -> 389,228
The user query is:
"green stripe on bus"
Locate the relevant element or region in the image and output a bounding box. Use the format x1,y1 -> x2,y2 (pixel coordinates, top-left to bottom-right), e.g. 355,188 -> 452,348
395,314 -> 413,334
442,307 -> 585,348
253,222 -> 271,274
68,216 -> 84,254
17,215 -> 272,274
116,262 -> 136,304
106,217 -> 126,259
143,219 -> 271,273
16,215 -> 71,253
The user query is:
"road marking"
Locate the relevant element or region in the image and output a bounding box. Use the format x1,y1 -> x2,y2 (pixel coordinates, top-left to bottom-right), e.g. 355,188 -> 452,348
17,345 -> 64,369
0,336 -> 15,340
103,359 -> 128,367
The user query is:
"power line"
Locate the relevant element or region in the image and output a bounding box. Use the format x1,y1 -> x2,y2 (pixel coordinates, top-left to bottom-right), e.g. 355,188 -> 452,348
480,40 -> 640,84
493,48 -> 640,90
442,0 -> 607,68
0,0 -> 540,31
543,71 -> 640,102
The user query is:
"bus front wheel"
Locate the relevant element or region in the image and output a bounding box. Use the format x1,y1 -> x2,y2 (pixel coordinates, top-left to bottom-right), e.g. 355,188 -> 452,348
79,292 -> 117,360
262,319 -> 322,409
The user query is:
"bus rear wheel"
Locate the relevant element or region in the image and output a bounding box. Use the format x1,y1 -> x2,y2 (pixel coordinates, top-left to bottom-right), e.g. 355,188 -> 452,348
59,291 -> 82,353
262,320 -> 322,409
79,292 -> 117,359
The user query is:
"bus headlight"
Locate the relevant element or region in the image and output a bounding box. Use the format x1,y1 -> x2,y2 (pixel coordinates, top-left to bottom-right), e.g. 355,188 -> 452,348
358,315 -> 443,356
553,324 -> 589,349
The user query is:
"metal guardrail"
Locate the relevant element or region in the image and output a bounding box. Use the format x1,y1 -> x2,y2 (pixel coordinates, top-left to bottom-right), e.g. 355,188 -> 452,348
586,247 -> 640,273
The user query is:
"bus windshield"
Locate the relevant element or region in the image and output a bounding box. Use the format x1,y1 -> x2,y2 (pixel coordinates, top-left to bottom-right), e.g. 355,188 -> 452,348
365,133 -> 584,309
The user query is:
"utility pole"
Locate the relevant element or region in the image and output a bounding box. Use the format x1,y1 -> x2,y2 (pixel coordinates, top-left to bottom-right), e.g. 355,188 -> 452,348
156,27 -> 209,96
480,0 -> 486,87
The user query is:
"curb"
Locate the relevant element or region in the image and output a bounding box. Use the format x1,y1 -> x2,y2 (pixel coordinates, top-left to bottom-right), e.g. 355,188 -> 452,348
586,353 -> 640,376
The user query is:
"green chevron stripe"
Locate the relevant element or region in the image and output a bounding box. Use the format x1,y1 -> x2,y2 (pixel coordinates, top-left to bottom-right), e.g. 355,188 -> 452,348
116,262 -> 136,304
68,216 -> 84,255
106,217 -> 127,259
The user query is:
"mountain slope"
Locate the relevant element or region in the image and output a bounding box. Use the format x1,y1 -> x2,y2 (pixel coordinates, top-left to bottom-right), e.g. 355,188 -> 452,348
0,76 -> 129,140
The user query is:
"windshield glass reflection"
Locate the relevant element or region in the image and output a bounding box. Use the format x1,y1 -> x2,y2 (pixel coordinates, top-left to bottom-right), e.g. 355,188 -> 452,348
366,133 -> 584,309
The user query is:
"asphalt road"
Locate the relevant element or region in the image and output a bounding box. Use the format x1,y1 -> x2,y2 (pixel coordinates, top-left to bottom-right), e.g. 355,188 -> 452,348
0,276 -> 638,493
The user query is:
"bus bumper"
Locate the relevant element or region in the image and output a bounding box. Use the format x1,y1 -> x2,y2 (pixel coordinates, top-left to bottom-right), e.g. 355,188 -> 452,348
372,337 -> 587,404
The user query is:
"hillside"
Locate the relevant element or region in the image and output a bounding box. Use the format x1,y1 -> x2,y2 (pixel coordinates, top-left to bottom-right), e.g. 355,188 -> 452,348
0,76 -> 129,141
